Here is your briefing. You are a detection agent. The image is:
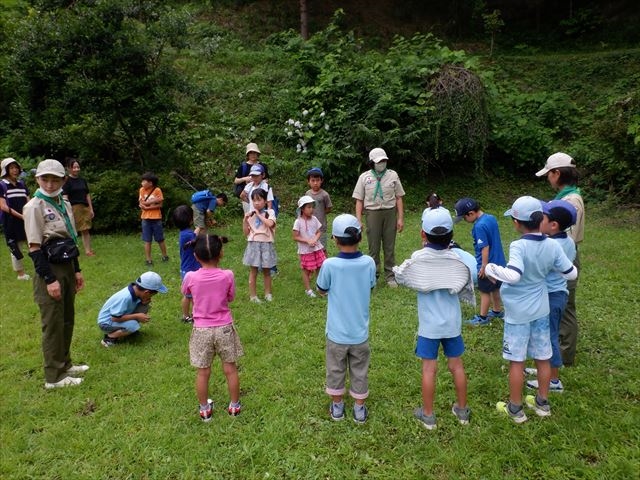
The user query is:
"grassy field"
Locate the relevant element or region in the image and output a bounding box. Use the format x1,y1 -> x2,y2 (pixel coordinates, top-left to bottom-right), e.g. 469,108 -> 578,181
1,193 -> 638,479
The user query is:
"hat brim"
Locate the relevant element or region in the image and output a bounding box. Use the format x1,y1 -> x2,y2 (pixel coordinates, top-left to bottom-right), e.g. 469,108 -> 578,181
535,167 -> 549,177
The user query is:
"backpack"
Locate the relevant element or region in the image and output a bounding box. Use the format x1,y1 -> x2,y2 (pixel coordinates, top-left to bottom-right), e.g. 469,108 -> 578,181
191,189 -> 214,204
234,162 -> 251,197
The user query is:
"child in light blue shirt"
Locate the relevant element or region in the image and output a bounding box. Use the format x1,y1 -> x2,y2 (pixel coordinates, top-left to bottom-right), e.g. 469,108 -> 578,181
486,196 -> 576,424
317,214 -> 376,424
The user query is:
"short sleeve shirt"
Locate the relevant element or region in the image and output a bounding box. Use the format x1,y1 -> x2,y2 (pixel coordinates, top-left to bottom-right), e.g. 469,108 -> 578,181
316,252 -> 376,344
179,229 -> 201,274
23,195 -> 76,245
62,176 -> 90,206
352,169 -> 405,210
244,181 -> 274,212
293,215 -> 324,254
139,186 -> 163,220
500,235 -> 575,325
182,267 -> 235,328
305,188 -> 332,232
472,213 -> 506,267
246,209 -> 276,242
545,233 -> 576,294
97,284 -> 141,326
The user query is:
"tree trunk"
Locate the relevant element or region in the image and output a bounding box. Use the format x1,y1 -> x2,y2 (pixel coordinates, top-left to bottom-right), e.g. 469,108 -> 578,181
300,0 -> 309,40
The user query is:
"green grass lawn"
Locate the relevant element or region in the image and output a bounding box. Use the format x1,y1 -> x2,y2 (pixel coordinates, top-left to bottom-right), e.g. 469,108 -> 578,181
1,198 -> 638,479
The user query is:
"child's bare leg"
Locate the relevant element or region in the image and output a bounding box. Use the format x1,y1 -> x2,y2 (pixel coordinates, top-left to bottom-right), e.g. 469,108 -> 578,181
331,395 -> 343,404
420,359 -> 438,415
248,267 -> 258,298
508,360 -> 525,405
196,367 -> 211,406
222,362 -> 240,403
550,366 -> 560,381
479,292 -> 491,316
263,269 -> 272,295
534,359 -> 551,399
158,240 -> 168,257
447,356 -> 467,408
490,290 -> 502,312
181,296 -> 191,318
144,241 -> 152,262
302,269 -> 312,290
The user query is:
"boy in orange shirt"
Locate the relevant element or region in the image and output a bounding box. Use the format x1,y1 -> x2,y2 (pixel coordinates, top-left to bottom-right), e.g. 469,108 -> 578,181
139,172 -> 169,265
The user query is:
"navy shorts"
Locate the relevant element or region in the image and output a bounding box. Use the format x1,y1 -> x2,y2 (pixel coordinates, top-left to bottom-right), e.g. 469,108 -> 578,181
416,335 -> 465,360
141,219 -> 165,242
478,276 -> 501,293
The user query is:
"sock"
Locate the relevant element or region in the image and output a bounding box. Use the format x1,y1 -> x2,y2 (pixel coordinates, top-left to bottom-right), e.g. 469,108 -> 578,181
491,309 -> 502,314
508,402 -> 522,414
479,315 -> 487,320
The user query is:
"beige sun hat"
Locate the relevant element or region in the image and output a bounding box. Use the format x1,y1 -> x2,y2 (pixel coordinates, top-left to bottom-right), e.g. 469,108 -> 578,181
35,159 -> 65,178
245,143 -> 261,155
1,158 -> 22,177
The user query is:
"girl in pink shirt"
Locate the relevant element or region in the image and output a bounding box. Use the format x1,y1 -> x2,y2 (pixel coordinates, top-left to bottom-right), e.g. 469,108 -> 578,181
182,234 -> 244,422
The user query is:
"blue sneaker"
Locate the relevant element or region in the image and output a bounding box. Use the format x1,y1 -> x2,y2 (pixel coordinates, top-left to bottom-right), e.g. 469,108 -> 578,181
353,404 -> 368,424
330,402 -> 345,421
467,314 -> 490,326
488,309 -> 504,320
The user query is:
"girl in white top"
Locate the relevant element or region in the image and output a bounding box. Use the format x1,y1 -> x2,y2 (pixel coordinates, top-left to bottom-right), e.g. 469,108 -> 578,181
292,196 -> 326,298
242,188 -> 277,303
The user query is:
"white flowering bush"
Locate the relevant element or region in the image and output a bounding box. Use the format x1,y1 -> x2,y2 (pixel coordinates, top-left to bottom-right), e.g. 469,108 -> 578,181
284,108 -> 329,154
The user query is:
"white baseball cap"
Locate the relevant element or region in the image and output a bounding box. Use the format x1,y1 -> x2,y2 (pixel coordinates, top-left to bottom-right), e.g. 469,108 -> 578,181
504,196 -> 543,221
297,195 -> 315,208
422,207 -> 453,235
535,152 -> 575,177
135,271 -> 168,293
35,159 -> 65,178
369,148 -> 389,163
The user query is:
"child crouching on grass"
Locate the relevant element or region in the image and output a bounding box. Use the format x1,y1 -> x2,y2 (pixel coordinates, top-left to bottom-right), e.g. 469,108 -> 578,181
182,234 -> 243,422
485,196 -> 576,424
98,272 -> 168,347
292,195 -> 326,298
316,214 -> 376,423
394,208 -> 474,430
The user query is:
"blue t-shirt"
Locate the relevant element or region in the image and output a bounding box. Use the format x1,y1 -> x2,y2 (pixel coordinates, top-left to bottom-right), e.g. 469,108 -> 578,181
179,229 -> 201,275
191,190 -> 217,213
97,284 -> 141,326
545,233 -> 576,294
316,251 -> 376,345
501,234 -> 575,325
472,213 -> 506,268
416,245 -> 466,339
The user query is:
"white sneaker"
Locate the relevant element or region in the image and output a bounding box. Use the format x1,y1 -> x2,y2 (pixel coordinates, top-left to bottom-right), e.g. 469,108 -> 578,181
527,379 -> 564,393
305,289 -> 317,298
524,367 -> 538,376
249,296 -> 262,304
264,294 -> 273,302
17,274 -> 31,281
67,364 -> 90,374
45,376 -> 83,389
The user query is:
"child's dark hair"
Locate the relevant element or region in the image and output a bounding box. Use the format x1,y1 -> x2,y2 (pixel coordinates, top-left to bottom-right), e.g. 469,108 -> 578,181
250,188 -> 268,201
216,192 -> 229,204
426,193 -> 442,209
193,234 -> 229,262
514,211 -> 544,230
141,171 -> 158,187
425,230 -> 453,246
334,227 -> 361,246
553,167 -> 579,186
172,205 -> 193,230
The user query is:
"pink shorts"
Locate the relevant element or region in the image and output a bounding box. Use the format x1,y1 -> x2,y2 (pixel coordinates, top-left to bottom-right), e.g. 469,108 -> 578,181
300,249 -> 326,271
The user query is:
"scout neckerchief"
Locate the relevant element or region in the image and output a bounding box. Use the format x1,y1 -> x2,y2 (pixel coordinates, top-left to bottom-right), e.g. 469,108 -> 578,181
555,185 -> 581,200
34,189 -> 78,244
370,168 -> 387,202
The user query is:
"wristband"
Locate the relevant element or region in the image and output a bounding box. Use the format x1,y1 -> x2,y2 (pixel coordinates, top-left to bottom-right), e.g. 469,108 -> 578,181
29,250 -> 57,284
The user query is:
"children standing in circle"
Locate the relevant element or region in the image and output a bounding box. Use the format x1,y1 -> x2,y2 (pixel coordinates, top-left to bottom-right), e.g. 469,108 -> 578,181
242,188 -> 277,303
292,195 -> 326,298
62,158 -> 95,256
182,234 -> 244,422
304,167 -> 332,251
138,172 -> 169,266
0,158 -> 30,280
172,205 -> 201,323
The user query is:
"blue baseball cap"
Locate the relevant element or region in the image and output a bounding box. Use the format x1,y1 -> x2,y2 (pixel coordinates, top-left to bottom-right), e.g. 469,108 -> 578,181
504,196 -> 543,221
306,167 -> 324,178
249,164 -> 264,176
332,214 -> 361,238
136,271 -> 168,293
422,207 -> 453,235
453,197 -> 479,223
541,199 -> 577,230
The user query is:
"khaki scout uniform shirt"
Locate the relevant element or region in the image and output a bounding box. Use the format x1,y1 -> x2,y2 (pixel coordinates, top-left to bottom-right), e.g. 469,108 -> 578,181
23,195 -> 77,246
352,169 -> 405,210
562,193 -> 584,244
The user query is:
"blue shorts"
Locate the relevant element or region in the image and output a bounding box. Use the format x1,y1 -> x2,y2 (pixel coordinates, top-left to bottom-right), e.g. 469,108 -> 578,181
549,290 -> 568,368
415,335 -> 465,360
141,219 -> 164,243
502,316 -> 552,362
478,276 -> 501,293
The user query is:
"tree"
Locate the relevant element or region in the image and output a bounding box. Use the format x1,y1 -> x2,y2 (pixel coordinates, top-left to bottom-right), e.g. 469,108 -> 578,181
482,9 -> 504,57
2,0 -> 189,170
300,0 -> 309,40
